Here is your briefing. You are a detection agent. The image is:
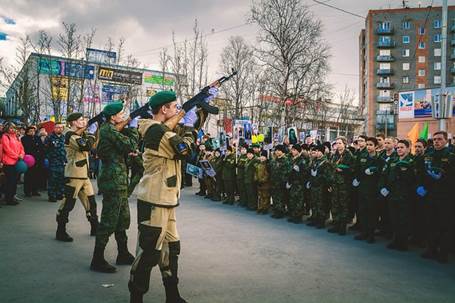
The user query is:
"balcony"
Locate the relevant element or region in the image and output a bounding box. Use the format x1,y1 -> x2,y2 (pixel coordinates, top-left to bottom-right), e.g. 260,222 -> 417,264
451,39 -> 455,47
377,40 -> 396,48
451,67 -> 455,74
376,82 -> 394,89
376,96 -> 393,103
376,27 -> 394,35
376,55 -> 395,62
377,68 -> 393,76
451,24 -> 455,32
450,53 -> 455,60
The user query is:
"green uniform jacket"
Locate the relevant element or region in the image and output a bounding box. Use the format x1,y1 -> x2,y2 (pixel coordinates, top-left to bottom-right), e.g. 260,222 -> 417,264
244,157 -> 259,184
383,155 -> 415,202
309,156 -> 333,189
270,155 -> 291,189
331,150 -> 354,185
97,123 -> 139,193
255,160 -> 271,187
236,154 -> 248,181
222,153 -> 236,181
289,156 -> 304,186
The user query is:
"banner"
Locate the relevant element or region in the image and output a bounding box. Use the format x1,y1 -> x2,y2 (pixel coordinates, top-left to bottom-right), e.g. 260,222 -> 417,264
98,67 -> 142,85
39,58 -> 95,79
199,160 -> 216,177
101,84 -> 129,103
398,91 -> 415,119
143,71 -> 176,86
186,163 -> 203,178
86,48 -> 117,65
51,77 -> 68,101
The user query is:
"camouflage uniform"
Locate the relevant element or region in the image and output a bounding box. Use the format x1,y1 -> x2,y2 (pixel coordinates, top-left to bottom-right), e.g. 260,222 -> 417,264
255,159 -> 271,213
204,154 -> 216,199
222,153 -> 236,204
330,150 -> 354,234
287,155 -> 305,221
244,156 -> 259,210
95,123 -> 139,253
236,154 -> 248,206
308,155 -> 333,228
211,154 -> 224,201
270,155 -> 291,217
45,132 -> 66,201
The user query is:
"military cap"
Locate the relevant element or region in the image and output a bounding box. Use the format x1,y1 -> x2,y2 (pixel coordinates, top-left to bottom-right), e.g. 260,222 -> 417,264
67,112 -> 83,123
251,143 -> 261,149
102,101 -> 124,117
148,91 -> 177,109
247,147 -> 254,154
291,143 -> 302,152
274,144 -> 286,153
311,144 -> 325,153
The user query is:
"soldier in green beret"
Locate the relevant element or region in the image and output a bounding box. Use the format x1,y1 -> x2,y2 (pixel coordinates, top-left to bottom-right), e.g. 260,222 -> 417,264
90,102 -> 139,273
55,112 -> 99,242
236,145 -> 248,206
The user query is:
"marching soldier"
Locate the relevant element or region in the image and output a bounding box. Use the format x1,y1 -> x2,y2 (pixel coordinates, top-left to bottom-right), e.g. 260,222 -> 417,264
55,113 -> 99,242
90,102 -> 139,273
129,89 -> 217,303
222,146 -> 237,205
270,144 -> 291,218
287,144 -> 305,223
350,135 -> 368,231
307,145 -> 333,228
411,138 -> 427,247
45,122 -> 66,202
329,137 -> 354,235
416,131 -> 455,263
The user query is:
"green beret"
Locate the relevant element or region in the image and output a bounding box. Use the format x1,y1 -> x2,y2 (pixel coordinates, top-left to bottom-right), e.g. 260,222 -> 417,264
251,143 -> 261,148
148,91 -> 177,109
67,112 -> 83,123
102,101 -> 124,116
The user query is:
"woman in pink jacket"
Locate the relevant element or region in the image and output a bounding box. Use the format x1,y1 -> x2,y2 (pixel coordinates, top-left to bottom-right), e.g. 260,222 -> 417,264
1,122 -> 25,205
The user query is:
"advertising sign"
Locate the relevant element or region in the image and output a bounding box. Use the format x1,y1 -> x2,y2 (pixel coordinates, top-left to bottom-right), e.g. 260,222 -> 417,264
98,67 -> 142,85
39,58 -> 95,79
398,87 -> 455,119
86,48 -> 117,65
101,84 -> 129,103
143,71 -> 176,86
398,91 -> 415,119
51,76 -> 68,101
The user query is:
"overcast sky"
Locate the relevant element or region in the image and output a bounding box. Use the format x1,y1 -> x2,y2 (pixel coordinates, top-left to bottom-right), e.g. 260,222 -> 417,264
0,0 -> 450,99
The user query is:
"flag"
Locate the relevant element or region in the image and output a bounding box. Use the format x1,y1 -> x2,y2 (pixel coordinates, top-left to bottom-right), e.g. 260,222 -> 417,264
0,32 -> 8,40
419,122 -> 429,140
407,122 -> 420,153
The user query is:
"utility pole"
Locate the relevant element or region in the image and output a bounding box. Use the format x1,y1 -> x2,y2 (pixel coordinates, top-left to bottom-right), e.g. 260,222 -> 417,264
439,0 -> 448,131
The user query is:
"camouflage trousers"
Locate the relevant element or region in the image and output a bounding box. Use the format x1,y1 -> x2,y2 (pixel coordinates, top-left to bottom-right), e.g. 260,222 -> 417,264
257,184 -> 271,212
288,184 -> 305,218
311,185 -> 329,222
223,179 -> 236,203
236,178 -> 247,205
48,166 -> 65,200
331,182 -> 351,226
245,182 -> 258,210
205,177 -> 216,198
271,186 -> 287,215
95,190 -> 131,249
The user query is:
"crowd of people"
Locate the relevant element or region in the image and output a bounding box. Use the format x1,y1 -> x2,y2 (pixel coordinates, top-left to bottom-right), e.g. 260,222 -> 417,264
191,132 -> 455,264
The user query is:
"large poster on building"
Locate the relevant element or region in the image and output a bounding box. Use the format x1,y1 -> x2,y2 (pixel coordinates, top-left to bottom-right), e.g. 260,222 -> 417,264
98,67 -> 142,85
398,87 -> 455,119
101,83 -> 129,104
39,58 -> 95,79
51,76 -> 68,101
86,48 -> 117,65
143,71 -> 176,87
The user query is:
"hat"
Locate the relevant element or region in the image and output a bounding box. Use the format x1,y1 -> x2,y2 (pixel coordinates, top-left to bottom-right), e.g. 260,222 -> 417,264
67,112 -> 83,123
311,144 -> 325,153
251,143 -> 261,149
291,143 -> 302,152
274,144 -> 286,153
148,91 -> 177,109
102,101 -> 124,117
247,148 -> 254,154
260,150 -> 268,158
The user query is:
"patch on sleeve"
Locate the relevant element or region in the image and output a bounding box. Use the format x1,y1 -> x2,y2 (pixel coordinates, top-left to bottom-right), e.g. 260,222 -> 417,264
176,142 -> 187,153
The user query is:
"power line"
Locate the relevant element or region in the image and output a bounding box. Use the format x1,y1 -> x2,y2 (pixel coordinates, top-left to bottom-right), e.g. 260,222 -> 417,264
312,0 -> 366,19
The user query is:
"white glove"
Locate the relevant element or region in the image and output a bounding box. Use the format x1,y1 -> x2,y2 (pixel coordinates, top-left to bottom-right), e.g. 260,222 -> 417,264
286,182 -> 291,189
204,87 -> 219,103
87,123 -> 97,135
306,181 -> 311,189
364,168 -> 373,175
352,178 -> 360,187
311,169 -> 317,177
183,109 -> 198,127
293,165 -> 300,172
128,116 -> 139,128
380,188 -> 390,197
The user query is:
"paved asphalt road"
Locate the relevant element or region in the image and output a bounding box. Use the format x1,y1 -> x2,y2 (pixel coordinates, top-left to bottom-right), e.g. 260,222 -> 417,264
1,182 -> 455,303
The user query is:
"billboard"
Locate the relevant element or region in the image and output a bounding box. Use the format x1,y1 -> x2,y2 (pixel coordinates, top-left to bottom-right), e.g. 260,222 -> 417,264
38,58 -> 95,79
143,71 -> 176,86
398,87 -> 455,119
50,76 -> 68,101
101,83 -> 129,103
98,67 -> 142,85
86,48 -> 117,65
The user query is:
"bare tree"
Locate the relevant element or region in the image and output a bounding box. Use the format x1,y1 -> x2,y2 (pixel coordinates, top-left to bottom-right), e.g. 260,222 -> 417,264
250,0 -> 330,129
219,36 -> 256,120
116,37 -> 126,64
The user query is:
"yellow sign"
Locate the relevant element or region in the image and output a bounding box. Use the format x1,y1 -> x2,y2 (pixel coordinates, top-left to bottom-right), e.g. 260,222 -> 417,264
51,76 -> 68,101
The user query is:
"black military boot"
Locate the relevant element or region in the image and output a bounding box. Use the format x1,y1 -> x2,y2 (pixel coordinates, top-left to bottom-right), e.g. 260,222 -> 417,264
338,224 -> 347,236
56,216 -> 73,242
115,231 -> 135,265
163,278 -> 188,303
90,246 -> 117,273
129,289 -> 144,303
90,218 -> 98,236
327,225 -> 339,233
421,248 -> 437,260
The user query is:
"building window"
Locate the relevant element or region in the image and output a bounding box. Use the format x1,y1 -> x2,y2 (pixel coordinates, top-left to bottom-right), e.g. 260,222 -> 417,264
418,83 -> 425,89
434,34 -> 441,42
434,62 -> 441,70
418,56 -> 426,63
379,63 -> 391,70
380,77 -> 390,83
434,48 -> 441,56
402,76 -> 410,84
402,49 -> 410,57
379,49 -> 391,56
419,26 -> 425,35
402,36 -> 410,44
434,20 -> 441,29
380,21 -> 391,29
418,69 -> 426,76
418,41 -> 425,49
434,75 -> 441,84
402,21 -> 411,29
403,63 -> 410,70
379,90 -> 390,97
